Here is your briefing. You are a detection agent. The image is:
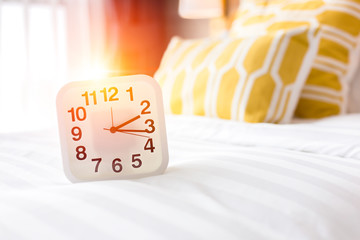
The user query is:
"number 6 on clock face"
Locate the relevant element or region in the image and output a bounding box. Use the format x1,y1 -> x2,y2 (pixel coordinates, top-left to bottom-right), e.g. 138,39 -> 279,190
56,75 -> 169,182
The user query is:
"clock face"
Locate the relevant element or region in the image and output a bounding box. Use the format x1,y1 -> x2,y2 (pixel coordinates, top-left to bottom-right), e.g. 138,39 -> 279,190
56,75 -> 168,182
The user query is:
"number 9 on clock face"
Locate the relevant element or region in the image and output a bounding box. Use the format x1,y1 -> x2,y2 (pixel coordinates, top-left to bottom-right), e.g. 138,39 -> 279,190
56,75 -> 169,182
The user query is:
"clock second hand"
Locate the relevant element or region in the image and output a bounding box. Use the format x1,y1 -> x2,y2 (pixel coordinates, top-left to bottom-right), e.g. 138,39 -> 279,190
120,131 -> 150,138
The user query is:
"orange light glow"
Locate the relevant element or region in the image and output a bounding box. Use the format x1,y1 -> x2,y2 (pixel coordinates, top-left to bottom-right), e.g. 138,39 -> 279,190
76,61 -> 114,81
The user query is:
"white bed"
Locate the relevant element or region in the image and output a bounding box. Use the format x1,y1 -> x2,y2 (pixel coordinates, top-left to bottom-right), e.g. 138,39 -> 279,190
1,114 -> 360,240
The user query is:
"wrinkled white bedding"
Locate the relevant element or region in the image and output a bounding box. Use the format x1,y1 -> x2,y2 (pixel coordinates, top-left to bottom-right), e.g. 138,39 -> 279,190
168,114 -> 360,160
0,114 -> 360,240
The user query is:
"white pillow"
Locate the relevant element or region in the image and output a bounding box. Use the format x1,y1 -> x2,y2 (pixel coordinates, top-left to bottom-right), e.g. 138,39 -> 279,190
348,65 -> 360,113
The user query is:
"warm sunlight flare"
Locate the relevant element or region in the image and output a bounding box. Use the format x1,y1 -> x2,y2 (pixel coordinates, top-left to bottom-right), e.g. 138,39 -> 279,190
77,62 -> 113,81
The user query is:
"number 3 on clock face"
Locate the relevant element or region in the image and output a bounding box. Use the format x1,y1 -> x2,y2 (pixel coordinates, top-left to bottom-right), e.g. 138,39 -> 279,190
56,75 -> 169,182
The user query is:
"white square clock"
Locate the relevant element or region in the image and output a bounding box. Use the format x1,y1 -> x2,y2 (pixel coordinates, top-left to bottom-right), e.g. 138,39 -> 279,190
56,75 -> 168,182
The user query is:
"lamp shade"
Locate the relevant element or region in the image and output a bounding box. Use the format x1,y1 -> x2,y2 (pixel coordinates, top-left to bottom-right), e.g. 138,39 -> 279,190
178,0 -> 224,19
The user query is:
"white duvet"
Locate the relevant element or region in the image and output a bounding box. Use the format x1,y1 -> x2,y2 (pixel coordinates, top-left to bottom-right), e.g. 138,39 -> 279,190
0,114 -> 360,240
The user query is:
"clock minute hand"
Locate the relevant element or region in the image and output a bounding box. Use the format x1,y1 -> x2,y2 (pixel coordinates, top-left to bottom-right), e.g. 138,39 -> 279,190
117,129 -> 147,133
111,115 -> 140,132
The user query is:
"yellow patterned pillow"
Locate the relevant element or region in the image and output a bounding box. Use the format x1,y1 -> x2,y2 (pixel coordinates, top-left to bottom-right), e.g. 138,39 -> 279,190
230,0 -> 360,118
154,27 -> 320,123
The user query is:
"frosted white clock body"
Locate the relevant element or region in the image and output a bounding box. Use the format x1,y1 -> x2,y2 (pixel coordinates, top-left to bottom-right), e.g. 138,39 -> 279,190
56,75 -> 168,182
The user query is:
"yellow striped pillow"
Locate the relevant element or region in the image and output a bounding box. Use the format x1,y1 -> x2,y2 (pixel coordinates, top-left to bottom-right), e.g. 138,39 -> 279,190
154,27 -> 320,123
230,0 -> 360,118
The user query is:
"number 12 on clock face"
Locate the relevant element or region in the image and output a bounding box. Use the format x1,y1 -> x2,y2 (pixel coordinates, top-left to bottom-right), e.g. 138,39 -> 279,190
56,75 -> 169,182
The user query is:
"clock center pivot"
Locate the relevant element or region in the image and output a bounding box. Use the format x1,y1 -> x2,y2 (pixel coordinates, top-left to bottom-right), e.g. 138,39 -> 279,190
110,127 -> 117,133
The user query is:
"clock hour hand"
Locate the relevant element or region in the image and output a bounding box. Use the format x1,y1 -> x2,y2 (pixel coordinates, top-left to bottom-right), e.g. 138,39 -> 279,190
110,115 -> 140,133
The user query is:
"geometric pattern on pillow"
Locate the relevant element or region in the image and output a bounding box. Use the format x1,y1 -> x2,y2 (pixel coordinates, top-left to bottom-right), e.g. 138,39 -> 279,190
230,0 -> 360,118
155,27 -> 320,123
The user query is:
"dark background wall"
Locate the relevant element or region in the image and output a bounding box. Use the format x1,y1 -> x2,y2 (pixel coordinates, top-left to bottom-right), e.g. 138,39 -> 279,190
102,0 -> 209,76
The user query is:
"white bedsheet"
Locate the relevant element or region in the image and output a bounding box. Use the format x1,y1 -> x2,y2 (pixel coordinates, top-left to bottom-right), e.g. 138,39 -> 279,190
0,114 -> 360,240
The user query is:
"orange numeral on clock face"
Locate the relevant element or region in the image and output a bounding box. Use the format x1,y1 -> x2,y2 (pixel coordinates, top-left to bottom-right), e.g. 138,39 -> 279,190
126,87 -> 133,101
68,107 -> 86,122
71,127 -> 82,141
99,87 -> 119,102
82,91 -> 97,106
141,100 -> 151,114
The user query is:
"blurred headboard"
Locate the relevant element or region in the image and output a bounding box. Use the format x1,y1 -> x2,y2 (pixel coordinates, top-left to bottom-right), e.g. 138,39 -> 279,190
349,65 -> 360,113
